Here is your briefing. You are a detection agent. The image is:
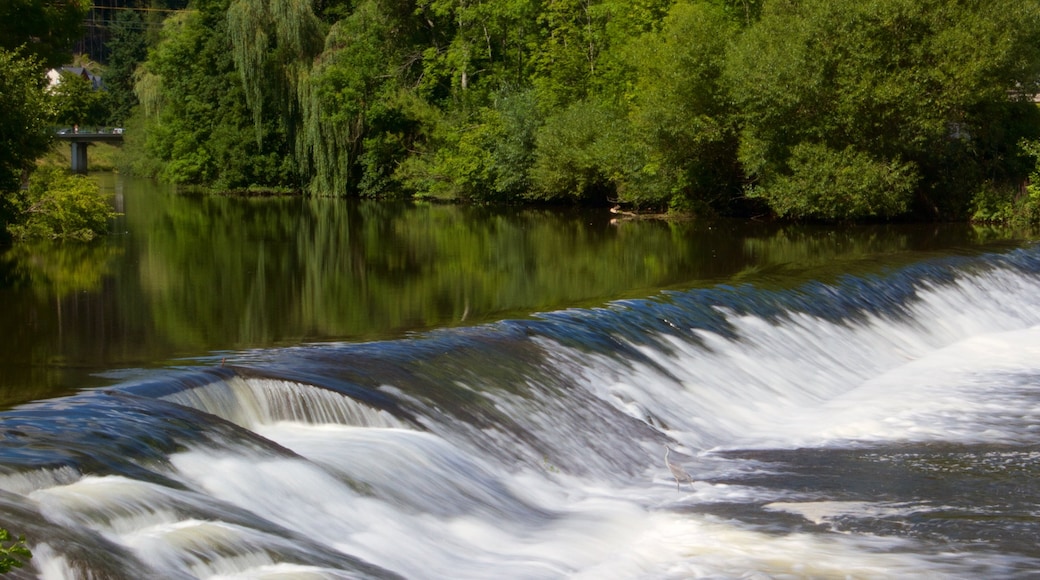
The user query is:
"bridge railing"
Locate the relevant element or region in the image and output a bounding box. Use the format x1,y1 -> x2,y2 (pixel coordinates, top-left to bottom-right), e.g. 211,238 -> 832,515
55,126 -> 124,136
53,127 -> 125,173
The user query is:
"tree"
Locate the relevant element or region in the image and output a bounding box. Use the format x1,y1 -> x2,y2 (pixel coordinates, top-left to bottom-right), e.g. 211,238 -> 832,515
131,4 -> 296,190
0,0 -> 90,70
50,70 -> 109,127
528,98 -> 630,204
724,0 -> 1040,220
396,88 -> 541,202
0,49 -> 54,233
103,9 -> 149,125
623,1 -> 741,212
531,0 -> 672,110
7,166 -> 118,241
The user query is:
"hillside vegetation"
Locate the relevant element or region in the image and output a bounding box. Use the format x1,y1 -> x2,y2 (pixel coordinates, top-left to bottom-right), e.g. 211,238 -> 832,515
115,0 -> 1040,220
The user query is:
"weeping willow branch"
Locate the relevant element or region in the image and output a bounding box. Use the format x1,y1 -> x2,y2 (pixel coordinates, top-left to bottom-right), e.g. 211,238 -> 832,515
227,0 -> 324,145
296,70 -> 356,196
133,66 -> 164,119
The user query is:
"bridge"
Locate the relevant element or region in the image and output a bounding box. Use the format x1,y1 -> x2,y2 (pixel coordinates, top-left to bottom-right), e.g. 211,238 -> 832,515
54,130 -> 124,173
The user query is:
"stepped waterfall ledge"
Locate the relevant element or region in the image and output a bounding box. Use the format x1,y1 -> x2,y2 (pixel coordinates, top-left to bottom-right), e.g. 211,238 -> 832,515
3,245 -> 1040,577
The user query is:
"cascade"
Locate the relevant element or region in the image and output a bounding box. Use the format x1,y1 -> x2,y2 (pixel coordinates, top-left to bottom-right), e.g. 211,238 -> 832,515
1,247 -> 1040,577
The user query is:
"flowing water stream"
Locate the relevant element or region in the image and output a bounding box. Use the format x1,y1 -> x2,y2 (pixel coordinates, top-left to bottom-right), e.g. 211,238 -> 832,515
2,177 -> 1040,578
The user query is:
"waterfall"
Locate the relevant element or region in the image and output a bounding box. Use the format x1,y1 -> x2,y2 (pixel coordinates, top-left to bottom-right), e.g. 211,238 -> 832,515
2,246 -> 1040,578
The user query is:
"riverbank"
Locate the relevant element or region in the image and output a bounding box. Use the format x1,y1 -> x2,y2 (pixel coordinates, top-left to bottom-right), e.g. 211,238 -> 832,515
38,141 -> 120,172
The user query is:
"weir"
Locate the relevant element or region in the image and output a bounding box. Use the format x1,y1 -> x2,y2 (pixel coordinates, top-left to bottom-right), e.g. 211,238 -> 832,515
1,245 -> 1040,577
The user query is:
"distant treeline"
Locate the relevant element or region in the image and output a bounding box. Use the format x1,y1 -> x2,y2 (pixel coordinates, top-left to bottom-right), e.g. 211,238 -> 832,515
113,0 -> 1040,220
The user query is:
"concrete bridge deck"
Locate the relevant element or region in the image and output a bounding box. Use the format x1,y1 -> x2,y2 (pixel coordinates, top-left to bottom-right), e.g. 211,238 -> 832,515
54,130 -> 124,173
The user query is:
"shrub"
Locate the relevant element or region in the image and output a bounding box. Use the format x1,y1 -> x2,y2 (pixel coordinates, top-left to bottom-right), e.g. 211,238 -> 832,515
7,167 -> 118,241
0,528 -> 31,573
749,143 -> 918,221
528,100 -> 629,204
972,139 -> 1040,226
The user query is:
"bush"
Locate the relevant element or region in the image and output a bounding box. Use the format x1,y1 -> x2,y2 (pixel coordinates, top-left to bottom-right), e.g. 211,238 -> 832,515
0,528 -> 31,573
7,167 -> 118,241
969,140 -> 1040,225
749,143 -> 918,221
528,100 -> 629,204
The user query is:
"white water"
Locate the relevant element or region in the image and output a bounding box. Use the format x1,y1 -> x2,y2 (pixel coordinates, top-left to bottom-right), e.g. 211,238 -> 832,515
6,257 -> 1040,578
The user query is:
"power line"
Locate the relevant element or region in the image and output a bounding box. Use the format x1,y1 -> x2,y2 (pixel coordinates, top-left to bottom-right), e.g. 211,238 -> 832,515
88,4 -> 191,13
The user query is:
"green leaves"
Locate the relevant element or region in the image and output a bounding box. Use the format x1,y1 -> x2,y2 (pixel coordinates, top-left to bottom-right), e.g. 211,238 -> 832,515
50,70 -> 108,127
8,166 -> 118,241
725,0 -> 1040,219
103,10 -> 148,125
0,0 -> 89,70
749,143 -> 917,220
0,48 -> 53,230
122,0 -> 1040,220
130,5 -> 295,189
0,528 -> 31,574
624,1 -> 741,210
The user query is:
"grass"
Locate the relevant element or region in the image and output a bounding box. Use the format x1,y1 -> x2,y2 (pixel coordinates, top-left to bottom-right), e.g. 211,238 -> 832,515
38,141 -> 121,172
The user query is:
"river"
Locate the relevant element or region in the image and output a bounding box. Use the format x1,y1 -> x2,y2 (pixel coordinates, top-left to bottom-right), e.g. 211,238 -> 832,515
0,174 -> 1039,578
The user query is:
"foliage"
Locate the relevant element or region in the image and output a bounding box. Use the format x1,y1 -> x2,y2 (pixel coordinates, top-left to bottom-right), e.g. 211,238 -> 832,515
50,70 -> 109,127
397,89 -> 541,202
103,10 -> 149,125
0,49 -> 55,235
300,0 -> 407,196
1021,140 -> 1040,225
528,99 -> 630,204
0,0 -> 89,69
748,142 -> 917,221
130,6 -> 296,190
0,528 -> 31,574
7,166 -> 117,241
122,0 -> 1040,221
725,0 -> 1040,220
622,1 -> 741,212
226,0 -> 324,143
971,139 -> 1040,225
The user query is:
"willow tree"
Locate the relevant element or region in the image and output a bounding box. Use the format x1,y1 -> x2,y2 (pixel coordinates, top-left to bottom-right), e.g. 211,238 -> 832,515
227,0 -> 420,196
128,5 -> 295,189
226,0 -> 324,146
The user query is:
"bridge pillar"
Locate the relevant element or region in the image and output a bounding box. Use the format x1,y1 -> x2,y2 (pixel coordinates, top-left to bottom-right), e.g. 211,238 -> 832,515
70,141 -> 89,173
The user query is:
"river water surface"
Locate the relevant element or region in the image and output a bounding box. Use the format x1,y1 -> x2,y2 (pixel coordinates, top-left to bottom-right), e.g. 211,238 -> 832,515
1,175 -> 1039,578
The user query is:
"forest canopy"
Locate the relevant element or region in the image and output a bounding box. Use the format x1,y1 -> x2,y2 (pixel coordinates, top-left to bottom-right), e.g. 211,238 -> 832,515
123,0 -> 1040,221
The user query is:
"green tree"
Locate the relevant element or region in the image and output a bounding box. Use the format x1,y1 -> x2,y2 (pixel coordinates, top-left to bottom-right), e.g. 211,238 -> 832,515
751,142 -> 917,220
50,70 -> 109,127
130,4 -> 295,189
531,0 -> 672,109
103,9 -> 149,125
7,166 -> 118,241
623,1 -> 741,212
300,0 -> 405,195
396,88 -> 541,202
413,0 -> 541,101
0,0 -> 90,70
0,49 -> 54,233
725,0 -> 1040,220
528,98 -> 630,203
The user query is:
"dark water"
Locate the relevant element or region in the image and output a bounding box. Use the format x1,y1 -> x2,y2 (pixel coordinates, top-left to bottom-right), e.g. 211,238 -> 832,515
0,174 -> 1025,407
1,175 -> 1040,578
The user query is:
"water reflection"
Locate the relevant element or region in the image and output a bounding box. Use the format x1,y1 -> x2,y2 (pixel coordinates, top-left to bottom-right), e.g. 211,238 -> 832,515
0,174 -> 1035,406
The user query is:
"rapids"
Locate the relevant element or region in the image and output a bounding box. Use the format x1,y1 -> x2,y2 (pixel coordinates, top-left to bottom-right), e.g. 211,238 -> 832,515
3,245 -> 1040,578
